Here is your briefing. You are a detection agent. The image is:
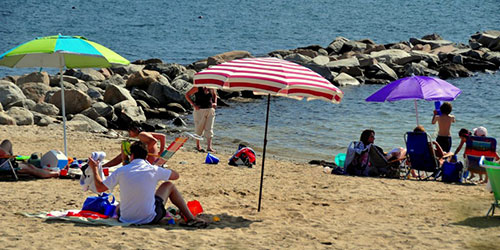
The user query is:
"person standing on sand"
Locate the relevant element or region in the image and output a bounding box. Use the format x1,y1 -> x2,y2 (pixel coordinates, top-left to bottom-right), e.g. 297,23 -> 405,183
88,141 -> 207,227
103,122 -> 166,168
185,86 -> 217,153
431,102 -> 455,152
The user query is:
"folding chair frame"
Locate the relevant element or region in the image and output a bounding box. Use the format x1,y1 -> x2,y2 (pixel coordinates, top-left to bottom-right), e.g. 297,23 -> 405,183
0,159 -> 18,181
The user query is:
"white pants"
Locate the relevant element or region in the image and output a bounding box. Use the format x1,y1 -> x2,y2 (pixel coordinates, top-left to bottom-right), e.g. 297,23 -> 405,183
194,108 -> 215,139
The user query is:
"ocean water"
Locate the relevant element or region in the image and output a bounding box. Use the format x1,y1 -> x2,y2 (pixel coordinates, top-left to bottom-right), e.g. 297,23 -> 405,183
0,0 -> 499,162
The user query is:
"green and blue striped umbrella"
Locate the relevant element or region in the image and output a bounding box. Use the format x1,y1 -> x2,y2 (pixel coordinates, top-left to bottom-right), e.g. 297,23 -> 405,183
0,34 -> 130,156
0,34 -> 129,68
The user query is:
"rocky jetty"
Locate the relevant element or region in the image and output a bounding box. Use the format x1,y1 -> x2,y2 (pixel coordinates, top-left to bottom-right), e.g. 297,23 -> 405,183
1,31 -> 499,131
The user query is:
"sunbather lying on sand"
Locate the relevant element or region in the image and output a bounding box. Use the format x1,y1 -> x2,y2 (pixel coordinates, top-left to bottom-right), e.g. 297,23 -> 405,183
88,141 -> 207,227
0,139 -> 59,179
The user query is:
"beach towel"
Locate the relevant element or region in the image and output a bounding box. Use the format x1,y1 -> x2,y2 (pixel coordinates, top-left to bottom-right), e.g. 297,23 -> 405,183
20,210 -> 132,226
79,152 -> 106,194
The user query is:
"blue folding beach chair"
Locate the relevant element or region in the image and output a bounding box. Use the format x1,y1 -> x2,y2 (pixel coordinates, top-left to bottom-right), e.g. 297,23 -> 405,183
404,132 -> 440,180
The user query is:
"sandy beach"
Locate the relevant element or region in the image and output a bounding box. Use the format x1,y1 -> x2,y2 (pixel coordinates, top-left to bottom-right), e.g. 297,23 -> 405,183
0,125 -> 498,249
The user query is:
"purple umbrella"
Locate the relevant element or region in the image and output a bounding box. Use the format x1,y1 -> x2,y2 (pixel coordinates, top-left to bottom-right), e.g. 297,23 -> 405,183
365,75 -> 461,124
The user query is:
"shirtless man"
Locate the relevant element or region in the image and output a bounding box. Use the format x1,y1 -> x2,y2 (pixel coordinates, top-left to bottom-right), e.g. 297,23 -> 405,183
431,102 -> 455,153
103,123 -> 166,168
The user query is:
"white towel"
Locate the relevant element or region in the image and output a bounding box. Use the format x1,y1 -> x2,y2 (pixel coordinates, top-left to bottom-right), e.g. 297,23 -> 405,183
80,151 -> 106,194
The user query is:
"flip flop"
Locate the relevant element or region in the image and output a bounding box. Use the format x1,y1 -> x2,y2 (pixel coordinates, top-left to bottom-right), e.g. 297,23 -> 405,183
180,219 -> 208,229
195,147 -> 206,153
207,149 -> 217,153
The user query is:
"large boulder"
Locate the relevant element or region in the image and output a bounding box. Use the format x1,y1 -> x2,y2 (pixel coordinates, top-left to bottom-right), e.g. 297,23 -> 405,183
74,68 -> 106,81
111,64 -> 146,76
0,112 -> 16,125
474,32 -> 500,50
81,102 -> 115,120
147,81 -> 186,107
119,105 -> 146,124
67,114 -> 108,133
21,82 -> 52,103
327,36 -> 349,55
16,72 -> 50,86
304,64 -> 335,82
207,51 -> 252,66
431,45 -> 458,55
103,84 -> 136,106
371,63 -> 398,81
370,49 -> 411,63
144,63 -> 187,80
312,55 -> 330,66
284,53 -> 313,65
32,102 -> 59,116
438,63 -> 474,79
87,86 -> 105,100
484,52 -> 500,66
4,98 -> 36,111
126,70 -> 162,89
339,40 -> 367,54
99,74 -> 126,89
461,56 -> 499,71
165,103 -> 186,114
50,75 -> 82,86
6,107 -> 34,125
292,48 -> 318,59
333,73 -> 360,86
403,62 -> 439,77
130,88 -> 160,107
409,38 -> 454,49
48,89 -> 92,114
173,69 -> 197,83
0,80 -> 27,107
326,57 -> 360,71
409,50 -> 440,63
31,111 -> 57,126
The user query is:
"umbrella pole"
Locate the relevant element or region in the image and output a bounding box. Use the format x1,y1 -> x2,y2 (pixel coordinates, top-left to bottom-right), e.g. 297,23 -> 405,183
59,67 -> 68,156
257,94 -> 271,212
414,99 -> 419,125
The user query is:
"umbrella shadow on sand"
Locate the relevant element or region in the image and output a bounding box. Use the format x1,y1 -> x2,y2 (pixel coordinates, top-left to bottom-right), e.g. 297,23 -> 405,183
452,216 -> 500,229
169,213 -> 259,231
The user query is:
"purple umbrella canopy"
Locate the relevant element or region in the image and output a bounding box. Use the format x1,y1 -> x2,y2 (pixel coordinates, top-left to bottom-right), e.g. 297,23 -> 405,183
365,75 -> 462,102
365,75 -> 462,125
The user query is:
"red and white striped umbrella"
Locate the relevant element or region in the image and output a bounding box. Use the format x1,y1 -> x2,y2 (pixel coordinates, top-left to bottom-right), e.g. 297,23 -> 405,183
193,57 -> 344,211
193,57 -> 343,103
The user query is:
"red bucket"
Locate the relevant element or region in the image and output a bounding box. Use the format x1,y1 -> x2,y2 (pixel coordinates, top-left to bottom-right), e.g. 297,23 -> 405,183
187,200 -> 203,217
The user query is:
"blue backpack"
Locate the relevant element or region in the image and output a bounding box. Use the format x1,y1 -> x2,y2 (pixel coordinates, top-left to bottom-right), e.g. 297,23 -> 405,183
82,193 -> 116,216
442,160 -> 464,183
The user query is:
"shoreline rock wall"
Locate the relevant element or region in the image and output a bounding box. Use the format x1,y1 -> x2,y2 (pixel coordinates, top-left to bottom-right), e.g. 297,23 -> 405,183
0,31 -> 499,132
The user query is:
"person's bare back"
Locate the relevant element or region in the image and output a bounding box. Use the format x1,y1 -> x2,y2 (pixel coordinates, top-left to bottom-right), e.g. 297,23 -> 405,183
433,114 -> 455,136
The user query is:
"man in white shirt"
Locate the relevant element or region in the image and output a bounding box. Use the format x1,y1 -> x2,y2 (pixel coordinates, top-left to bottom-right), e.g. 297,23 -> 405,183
88,141 -> 207,227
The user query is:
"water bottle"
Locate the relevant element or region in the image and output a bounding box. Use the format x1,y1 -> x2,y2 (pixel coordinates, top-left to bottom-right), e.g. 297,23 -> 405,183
434,101 -> 442,115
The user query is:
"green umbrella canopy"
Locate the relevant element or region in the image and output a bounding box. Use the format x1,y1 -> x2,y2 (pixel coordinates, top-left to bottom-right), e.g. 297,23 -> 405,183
0,34 -> 130,156
0,34 -> 129,68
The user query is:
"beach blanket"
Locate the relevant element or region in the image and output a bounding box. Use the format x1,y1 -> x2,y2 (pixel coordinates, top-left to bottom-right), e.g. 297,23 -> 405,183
20,210 -> 132,226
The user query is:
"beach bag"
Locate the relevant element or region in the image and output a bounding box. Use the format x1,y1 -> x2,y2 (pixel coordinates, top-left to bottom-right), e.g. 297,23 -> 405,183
442,160 -> 464,183
228,145 -> 256,167
82,193 -> 116,217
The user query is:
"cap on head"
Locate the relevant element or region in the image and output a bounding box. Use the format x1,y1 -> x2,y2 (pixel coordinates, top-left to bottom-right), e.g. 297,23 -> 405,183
473,126 -> 488,137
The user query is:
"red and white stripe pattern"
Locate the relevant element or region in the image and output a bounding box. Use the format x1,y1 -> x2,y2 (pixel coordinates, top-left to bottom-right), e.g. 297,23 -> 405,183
193,57 -> 343,103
